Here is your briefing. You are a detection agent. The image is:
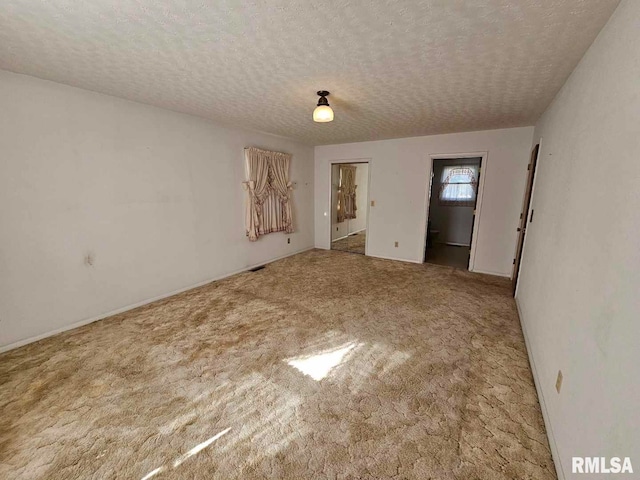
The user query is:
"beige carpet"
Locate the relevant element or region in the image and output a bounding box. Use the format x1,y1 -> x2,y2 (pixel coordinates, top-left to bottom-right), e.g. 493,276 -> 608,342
0,249 -> 556,479
332,230 -> 366,255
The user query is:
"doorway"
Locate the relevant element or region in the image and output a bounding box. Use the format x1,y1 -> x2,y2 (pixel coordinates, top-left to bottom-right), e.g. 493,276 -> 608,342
512,144 -> 540,295
330,161 -> 369,255
424,157 -> 482,269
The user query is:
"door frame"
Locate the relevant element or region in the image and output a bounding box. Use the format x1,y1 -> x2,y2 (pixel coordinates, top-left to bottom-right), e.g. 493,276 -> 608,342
421,151 -> 488,271
514,139 -> 542,297
327,158 -> 372,255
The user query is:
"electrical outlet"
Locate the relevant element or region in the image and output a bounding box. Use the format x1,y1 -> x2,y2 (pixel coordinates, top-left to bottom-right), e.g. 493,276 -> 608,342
287,238 -> 291,244
371,200 -> 375,207
556,370 -> 563,393
394,241 -> 399,248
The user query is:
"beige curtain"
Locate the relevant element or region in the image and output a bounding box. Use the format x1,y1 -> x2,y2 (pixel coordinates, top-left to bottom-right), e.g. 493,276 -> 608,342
269,153 -> 294,233
244,147 -> 294,241
337,165 -> 357,222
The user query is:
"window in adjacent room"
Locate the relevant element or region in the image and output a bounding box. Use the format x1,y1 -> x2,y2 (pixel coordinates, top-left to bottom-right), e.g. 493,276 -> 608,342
439,165 -> 478,206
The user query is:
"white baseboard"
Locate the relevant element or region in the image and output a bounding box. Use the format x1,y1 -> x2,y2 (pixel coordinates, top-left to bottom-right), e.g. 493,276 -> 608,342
0,247 -> 314,353
366,253 -> 423,264
469,267 -> 511,278
515,298 -> 564,480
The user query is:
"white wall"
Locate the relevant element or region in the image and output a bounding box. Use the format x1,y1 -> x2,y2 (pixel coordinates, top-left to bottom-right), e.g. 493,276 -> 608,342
0,70 -> 314,351
516,0 -> 640,477
429,158 -> 481,246
315,127 -> 534,275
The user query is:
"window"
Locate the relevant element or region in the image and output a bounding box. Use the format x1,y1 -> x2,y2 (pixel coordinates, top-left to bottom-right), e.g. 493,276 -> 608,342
243,147 -> 294,241
439,165 -> 478,206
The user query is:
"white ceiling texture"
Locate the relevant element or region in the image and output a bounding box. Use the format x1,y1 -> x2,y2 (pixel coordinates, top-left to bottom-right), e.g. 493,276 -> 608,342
0,1 -> 620,145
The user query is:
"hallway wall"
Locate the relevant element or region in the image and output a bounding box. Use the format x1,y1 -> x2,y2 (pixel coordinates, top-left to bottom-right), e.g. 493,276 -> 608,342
516,0 -> 640,477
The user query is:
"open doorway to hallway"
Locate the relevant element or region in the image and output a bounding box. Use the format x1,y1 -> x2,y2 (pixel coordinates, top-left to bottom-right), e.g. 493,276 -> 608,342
425,157 -> 482,269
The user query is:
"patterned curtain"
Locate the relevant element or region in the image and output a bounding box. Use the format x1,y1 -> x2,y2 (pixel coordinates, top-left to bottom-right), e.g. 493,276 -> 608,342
244,147 -> 294,241
337,165 -> 357,222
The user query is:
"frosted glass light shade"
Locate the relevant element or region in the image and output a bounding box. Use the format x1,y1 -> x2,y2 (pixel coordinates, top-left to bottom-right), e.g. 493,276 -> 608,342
313,105 -> 334,122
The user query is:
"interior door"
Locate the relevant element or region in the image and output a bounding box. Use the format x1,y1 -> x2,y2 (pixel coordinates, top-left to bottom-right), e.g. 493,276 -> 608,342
512,144 -> 539,295
467,158 -> 482,268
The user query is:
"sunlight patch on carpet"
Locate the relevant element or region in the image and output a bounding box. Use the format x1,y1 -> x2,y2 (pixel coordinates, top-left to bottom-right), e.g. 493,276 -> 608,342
285,342 -> 362,381
141,427 -> 232,479
173,427 -> 232,467
140,466 -> 164,480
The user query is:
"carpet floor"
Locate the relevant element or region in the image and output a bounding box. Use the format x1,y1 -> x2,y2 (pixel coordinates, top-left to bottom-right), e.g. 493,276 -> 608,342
0,249 -> 556,479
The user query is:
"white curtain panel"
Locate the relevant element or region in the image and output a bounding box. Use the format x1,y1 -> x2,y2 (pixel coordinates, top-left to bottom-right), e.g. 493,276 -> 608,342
439,165 -> 478,207
244,147 -> 294,241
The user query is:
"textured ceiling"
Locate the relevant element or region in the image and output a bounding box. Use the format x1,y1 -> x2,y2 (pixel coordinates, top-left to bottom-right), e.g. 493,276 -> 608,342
0,1 -> 620,145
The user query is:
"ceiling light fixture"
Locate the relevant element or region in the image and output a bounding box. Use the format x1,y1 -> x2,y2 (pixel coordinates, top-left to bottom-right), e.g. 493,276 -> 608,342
313,91 -> 334,123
